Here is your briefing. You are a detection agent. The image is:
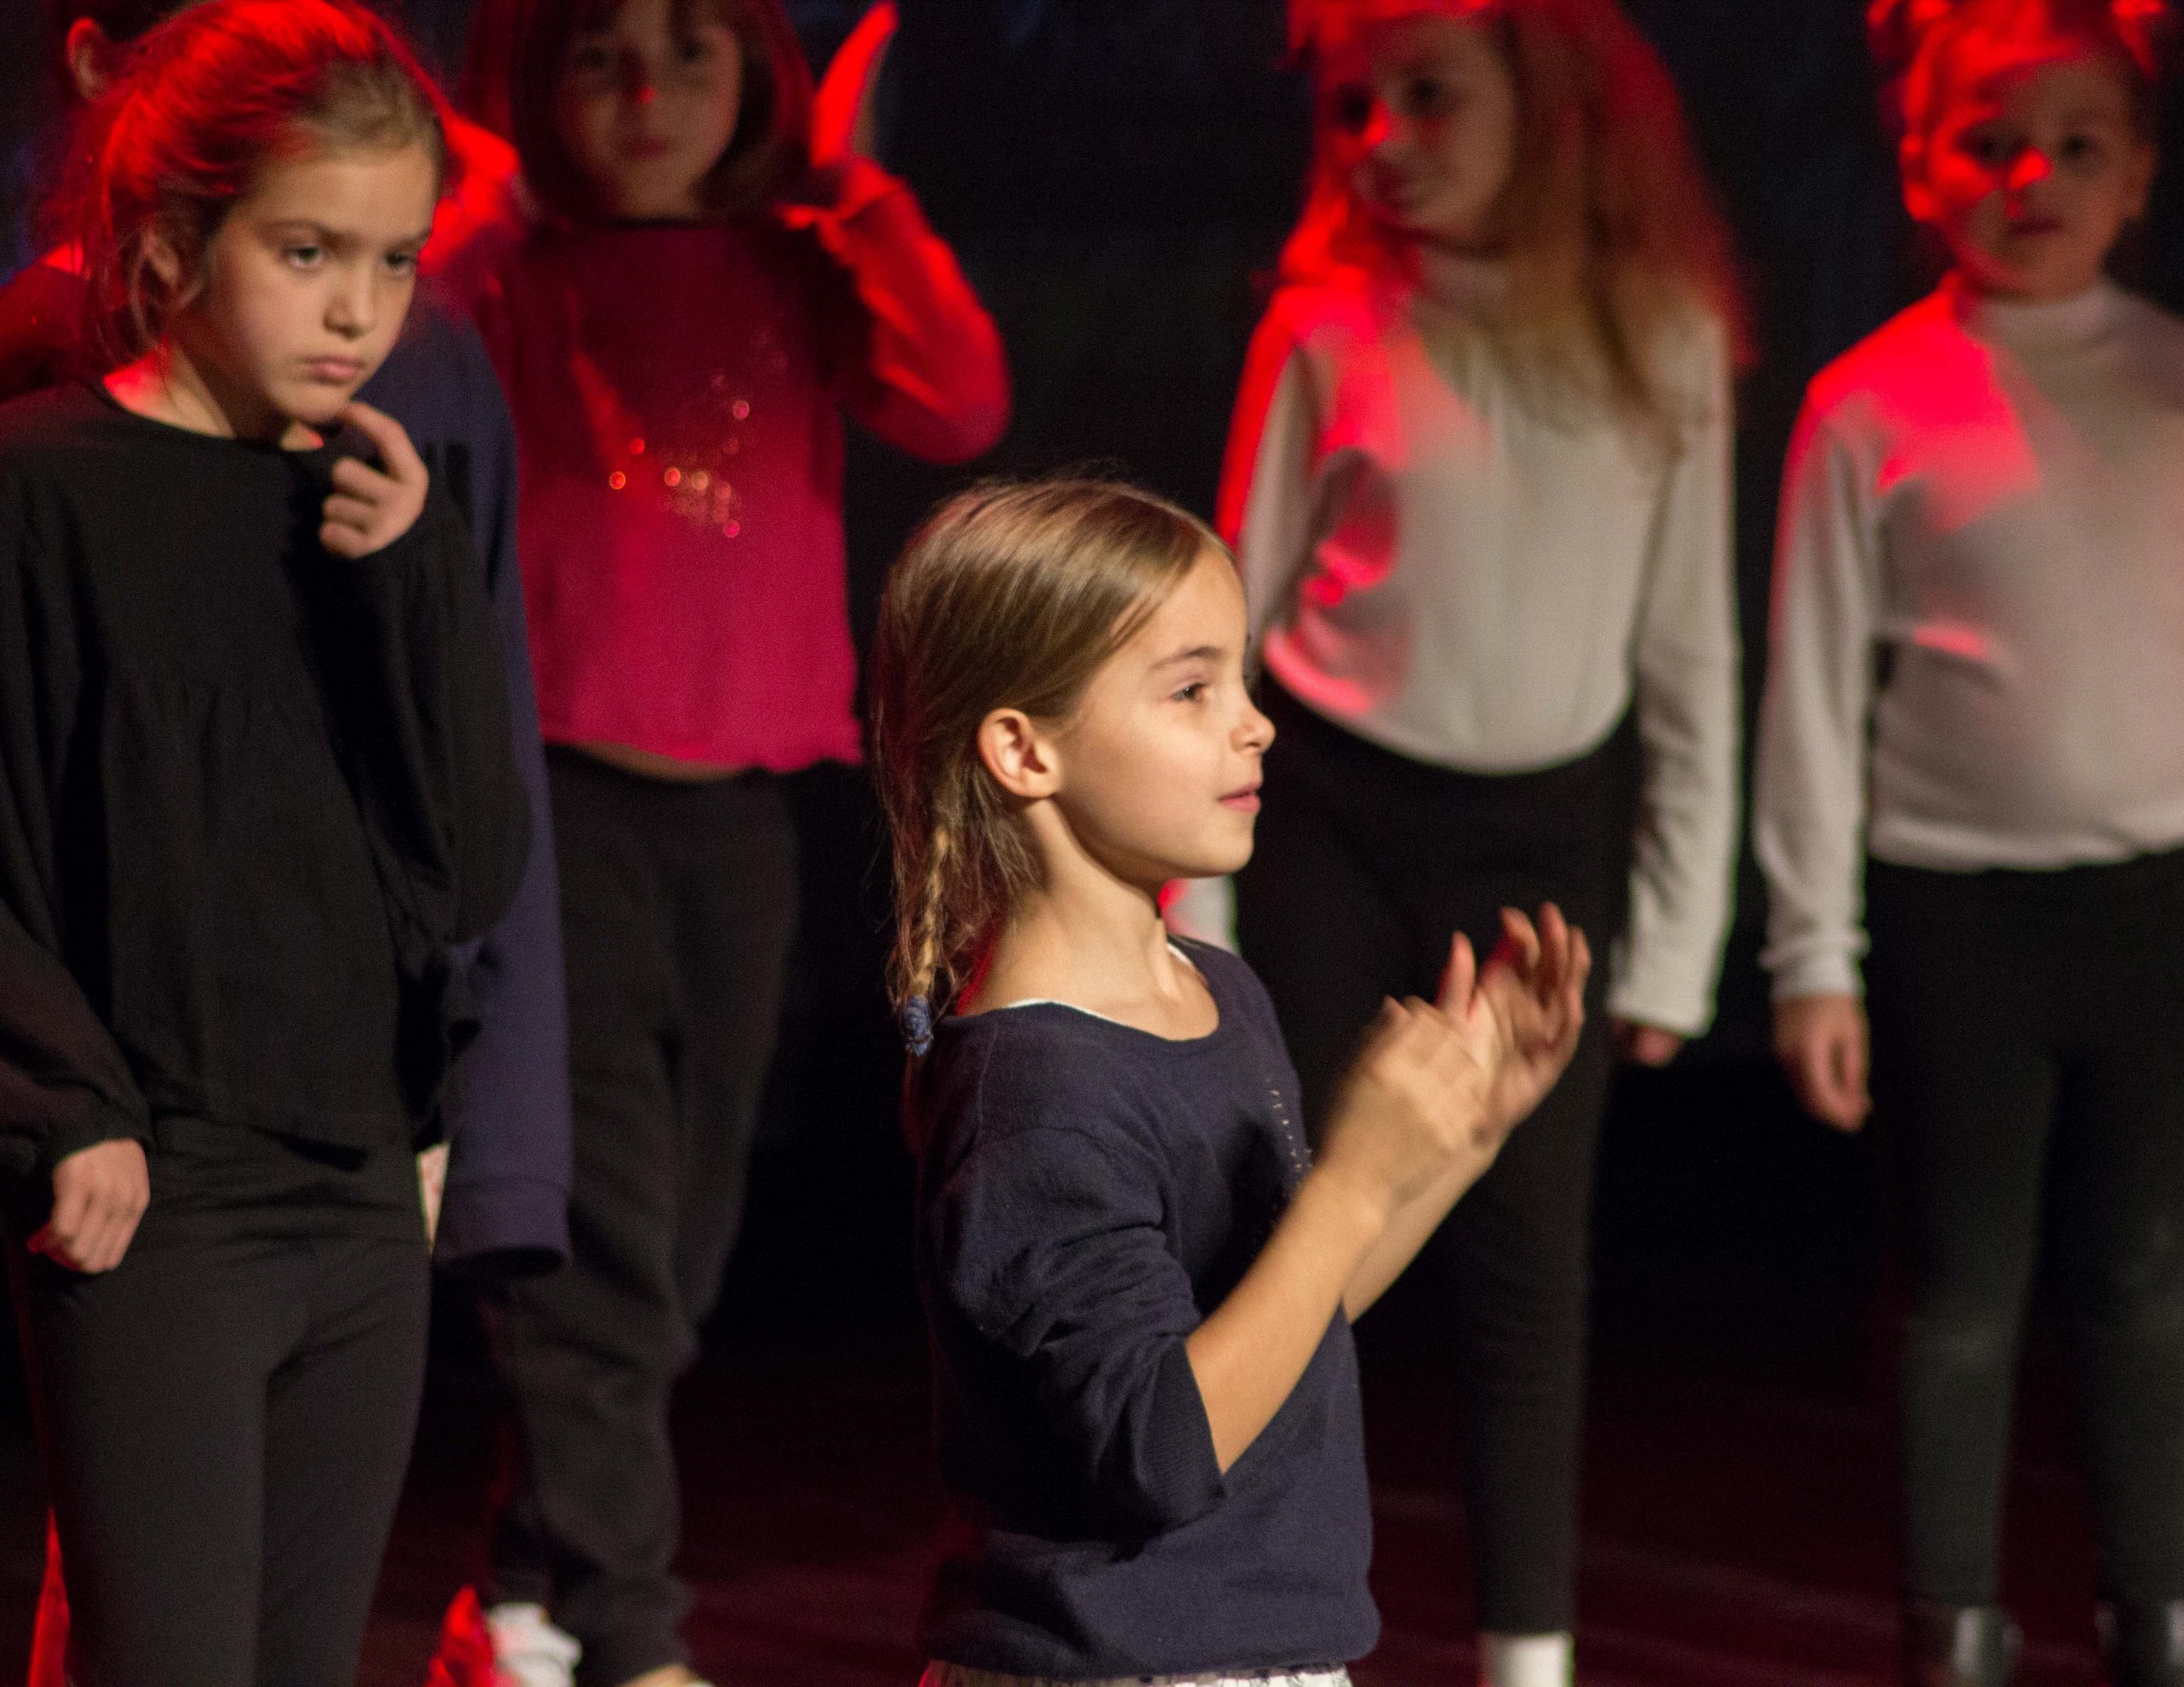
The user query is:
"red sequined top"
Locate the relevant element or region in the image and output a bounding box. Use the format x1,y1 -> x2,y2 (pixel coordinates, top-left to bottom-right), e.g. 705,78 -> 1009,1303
457,163 -> 1008,771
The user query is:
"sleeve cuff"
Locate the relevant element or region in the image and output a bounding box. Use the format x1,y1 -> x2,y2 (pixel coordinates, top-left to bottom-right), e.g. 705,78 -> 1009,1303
1767,950 -> 1865,1002
1603,974 -> 1710,1038
433,1172 -> 570,1280
1131,1337 -> 1226,1531
42,1098 -> 150,1173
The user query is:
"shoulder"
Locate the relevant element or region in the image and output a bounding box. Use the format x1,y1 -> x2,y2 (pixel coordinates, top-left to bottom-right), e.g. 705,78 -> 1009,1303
0,383 -> 114,478
1801,293 -> 1962,432
1258,273 -> 1402,362
922,1009 -> 1154,1155
2110,287 -> 2184,366
369,284 -> 509,445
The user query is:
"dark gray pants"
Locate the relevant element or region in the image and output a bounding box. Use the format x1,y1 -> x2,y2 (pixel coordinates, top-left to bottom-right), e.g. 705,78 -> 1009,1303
486,750 -> 799,1687
1867,851 -> 2184,1609
6,1120 -> 431,1687
1236,683 -> 1635,1636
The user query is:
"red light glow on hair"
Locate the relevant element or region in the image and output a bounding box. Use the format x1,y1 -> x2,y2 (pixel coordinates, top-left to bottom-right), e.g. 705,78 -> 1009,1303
55,0 -> 451,365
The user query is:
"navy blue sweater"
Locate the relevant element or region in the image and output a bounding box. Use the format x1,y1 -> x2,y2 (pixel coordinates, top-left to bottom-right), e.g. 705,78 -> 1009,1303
911,939 -> 1378,1678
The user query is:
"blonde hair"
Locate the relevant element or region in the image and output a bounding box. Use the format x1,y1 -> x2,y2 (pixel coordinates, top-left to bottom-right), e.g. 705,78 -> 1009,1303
1285,0 -> 1748,443
869,480 -> 1219,1044
1869,0 -> 2171,138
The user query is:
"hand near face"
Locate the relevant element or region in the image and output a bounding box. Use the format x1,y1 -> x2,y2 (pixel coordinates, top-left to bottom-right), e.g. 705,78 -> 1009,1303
322,401 -> 430,558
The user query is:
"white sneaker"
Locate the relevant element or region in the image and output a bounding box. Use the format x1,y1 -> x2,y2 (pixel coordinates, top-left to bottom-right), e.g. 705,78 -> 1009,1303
1479,1632 -> 1574,1687
484,1603 -> 581,1687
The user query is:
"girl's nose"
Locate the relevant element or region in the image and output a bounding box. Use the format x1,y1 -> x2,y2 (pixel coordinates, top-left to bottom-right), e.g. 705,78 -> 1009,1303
327,278 -> 375,337
1362,102 -> 1397,153
2007,149 -> 2053,193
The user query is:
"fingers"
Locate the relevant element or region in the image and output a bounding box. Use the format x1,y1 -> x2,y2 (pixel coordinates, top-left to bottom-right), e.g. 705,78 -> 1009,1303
322,404 -> 429,558
1437,931 -> 1477,1016
38,1142 -> 150,1274
338,400 -> 427,487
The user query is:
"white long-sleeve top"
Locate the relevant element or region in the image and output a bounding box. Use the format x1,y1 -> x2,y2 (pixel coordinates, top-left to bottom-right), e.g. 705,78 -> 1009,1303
1757,279 -> 2184,1002
1219,257 -> 1741,1036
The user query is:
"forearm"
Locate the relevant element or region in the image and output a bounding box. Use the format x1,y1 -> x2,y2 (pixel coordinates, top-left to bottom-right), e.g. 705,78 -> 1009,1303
1343,1155 -> 1473,1321
1185,1167 -> 1385,1471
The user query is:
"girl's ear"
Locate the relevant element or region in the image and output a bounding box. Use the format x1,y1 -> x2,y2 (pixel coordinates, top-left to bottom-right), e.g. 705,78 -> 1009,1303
1899,131 -> 1937,224
977,708 -> 1061,802
142,220 -> 189,292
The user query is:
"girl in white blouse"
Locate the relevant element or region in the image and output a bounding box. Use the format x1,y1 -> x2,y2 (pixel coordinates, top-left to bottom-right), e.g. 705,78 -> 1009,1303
1759,2 -> 2184,1679
1199,3 -> 1744,1683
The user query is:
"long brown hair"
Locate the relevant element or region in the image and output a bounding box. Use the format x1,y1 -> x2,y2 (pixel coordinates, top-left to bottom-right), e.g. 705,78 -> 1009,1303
1285,0 -> 1747,442
869,480 -> 1218,1043
498,0 -> 812,221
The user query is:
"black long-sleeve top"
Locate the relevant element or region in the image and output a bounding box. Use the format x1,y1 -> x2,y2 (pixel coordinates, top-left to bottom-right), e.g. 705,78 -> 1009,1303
0,382 -> 531,1178
910,939 -> 1377,1678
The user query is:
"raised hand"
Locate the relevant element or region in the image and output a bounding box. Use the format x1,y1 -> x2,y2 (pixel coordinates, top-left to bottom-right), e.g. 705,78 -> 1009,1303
1316,985 -> 1502,1220
1468,905 -> 1590,1135
30,1138 -> 149,1274
321,400 -> 430,558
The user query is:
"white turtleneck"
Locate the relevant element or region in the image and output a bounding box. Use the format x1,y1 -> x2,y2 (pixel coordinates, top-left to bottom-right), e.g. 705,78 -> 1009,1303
1215,254 -> 1740,1036
1757,278 -> 2184,1001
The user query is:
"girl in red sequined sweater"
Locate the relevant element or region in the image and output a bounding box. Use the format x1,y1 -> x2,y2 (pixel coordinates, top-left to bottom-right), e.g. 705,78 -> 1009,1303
445,3 -> 1007,1682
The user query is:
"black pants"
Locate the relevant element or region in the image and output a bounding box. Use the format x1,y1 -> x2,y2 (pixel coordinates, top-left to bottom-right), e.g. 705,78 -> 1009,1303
486,750 -> 799,1687
1235,683 -> 1635,1635
4,1119 -> 431,1687
1867,852 -> 2184,1608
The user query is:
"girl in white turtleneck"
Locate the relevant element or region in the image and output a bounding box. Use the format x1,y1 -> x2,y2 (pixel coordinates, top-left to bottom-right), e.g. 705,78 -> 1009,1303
1181,3 -> 1744,1683
1758,3 -> 2184,1680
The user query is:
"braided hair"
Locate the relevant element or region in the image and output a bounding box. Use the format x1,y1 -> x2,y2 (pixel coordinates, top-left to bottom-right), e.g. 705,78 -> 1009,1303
868,480 -> 1219,1059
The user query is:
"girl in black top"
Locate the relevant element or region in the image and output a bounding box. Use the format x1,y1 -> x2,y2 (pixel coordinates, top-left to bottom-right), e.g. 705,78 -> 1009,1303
0,3 -> 528,1679
868,480 -> 1588,1684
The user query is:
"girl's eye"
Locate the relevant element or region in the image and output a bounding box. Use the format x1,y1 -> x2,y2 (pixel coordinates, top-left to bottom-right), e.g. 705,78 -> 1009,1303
384,251 -> 420,277
566,41 -> 614,80
1403,75 -> 1459,120
675,34 -> 715,66
1174,681 -> 1207,704
2059,131 -> 2102,164
1964,130 -> 2013,167
1327,84 -> 1375,137
285,245 -> 324,270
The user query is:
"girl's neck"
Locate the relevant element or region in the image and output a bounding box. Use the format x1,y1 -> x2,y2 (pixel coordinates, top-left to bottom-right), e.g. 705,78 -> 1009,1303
1945,269 -> 2119,348
104,341 -> 312,449
976,864 -> 1215,1040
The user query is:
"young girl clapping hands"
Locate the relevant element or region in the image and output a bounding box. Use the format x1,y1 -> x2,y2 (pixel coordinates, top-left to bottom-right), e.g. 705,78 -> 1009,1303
872,479 -> 1589,1687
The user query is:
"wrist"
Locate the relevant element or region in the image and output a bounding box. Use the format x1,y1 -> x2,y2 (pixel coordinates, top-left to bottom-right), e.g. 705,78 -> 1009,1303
1295,1161 -> 1398,1254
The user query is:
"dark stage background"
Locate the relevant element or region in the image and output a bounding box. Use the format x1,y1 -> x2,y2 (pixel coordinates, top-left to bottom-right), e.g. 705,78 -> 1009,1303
0,1 -> 2175,1675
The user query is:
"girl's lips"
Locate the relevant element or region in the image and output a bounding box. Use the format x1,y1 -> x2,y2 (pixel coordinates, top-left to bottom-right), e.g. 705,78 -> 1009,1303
623,135 -> 676,160
304,358 -> 363,381
1220,788 -> 1263,812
